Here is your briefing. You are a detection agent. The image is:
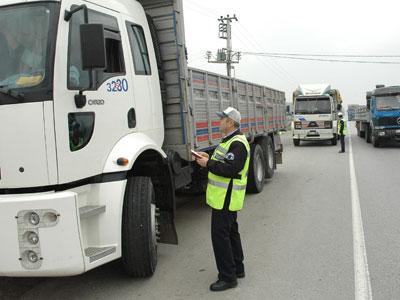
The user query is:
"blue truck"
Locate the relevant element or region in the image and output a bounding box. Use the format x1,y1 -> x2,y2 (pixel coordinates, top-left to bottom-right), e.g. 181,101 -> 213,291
355,85 -> 400,147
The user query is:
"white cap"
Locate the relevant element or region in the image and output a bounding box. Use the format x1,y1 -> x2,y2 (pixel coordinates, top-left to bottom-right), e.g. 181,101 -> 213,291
338,112 -> 343,118
216,107 -> 241,124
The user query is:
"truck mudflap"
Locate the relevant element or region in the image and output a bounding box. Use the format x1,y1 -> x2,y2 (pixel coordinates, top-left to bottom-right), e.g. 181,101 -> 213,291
157,211 -> 178,245
273,133 -> 283,165
0,191 -> 84,277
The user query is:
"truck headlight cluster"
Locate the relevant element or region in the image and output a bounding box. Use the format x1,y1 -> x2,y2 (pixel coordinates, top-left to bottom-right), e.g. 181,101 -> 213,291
379,131 -> 386,136
324,121 -> 333,129
29,212 -> 40,226
294,121 -> 302,129
16,209 -> 59,270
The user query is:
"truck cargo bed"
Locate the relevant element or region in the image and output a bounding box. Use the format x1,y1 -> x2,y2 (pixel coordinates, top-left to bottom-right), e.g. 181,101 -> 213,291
140,0 -> 286,160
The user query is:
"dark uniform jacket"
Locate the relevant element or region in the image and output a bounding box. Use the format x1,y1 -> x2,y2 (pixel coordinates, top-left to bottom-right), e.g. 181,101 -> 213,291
207,129 -> 248,210
339,119 -> 345,136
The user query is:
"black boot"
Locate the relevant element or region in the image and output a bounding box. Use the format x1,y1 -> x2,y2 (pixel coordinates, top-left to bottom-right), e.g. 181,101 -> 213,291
210,280 -> 238,292
236,271 -> 245,278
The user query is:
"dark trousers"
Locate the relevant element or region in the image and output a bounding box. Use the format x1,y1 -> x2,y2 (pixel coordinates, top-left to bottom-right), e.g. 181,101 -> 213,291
211,208 -> 244,282
340,135 -> 345,152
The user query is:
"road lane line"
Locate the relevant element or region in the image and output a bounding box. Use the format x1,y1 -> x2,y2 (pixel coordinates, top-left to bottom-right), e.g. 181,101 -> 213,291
349,135 -> 373,300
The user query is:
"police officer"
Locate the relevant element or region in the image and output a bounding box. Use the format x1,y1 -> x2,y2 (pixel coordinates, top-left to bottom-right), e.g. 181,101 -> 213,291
338,112 -> 347,153
195,107 -> 250,292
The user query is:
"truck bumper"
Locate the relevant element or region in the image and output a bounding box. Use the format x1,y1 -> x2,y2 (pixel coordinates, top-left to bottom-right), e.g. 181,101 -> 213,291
293,129 -> 335,141
0,191 -> 84,277
375,128 -> 400,141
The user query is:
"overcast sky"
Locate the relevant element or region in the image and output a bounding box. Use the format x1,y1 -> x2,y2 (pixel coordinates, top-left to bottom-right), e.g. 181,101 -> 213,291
183,0 -> 400,106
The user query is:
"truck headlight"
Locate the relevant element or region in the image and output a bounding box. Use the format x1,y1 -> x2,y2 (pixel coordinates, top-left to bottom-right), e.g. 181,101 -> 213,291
324,121 -> 332,129
27,231 -> 39,245
379,131 -> 386,136
26,250 -> 39,263
28,212 -> 40,226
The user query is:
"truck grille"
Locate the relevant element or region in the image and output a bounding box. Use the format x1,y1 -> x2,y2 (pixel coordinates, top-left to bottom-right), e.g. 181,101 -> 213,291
297,121 -> 331,129
375,117 -> 400,127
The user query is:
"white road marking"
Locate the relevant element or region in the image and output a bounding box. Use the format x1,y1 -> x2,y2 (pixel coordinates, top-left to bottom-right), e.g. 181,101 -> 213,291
349,134 -> 373,300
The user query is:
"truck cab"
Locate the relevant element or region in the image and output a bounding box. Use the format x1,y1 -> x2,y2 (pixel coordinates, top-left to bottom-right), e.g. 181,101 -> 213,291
0,0 -> 176,277
292,84 -> 341,146
368,86 -> 400,146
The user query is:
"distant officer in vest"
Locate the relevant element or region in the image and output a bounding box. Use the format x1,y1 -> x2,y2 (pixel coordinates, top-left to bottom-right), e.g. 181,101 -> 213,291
195,107 -> 250,292
338,112 -> 347,153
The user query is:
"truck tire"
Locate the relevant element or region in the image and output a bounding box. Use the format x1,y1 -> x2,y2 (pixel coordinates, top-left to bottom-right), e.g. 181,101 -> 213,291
122,176 -> 157,277
247,144 -> 265,194
293,139 -> 300,146
261,137 -> 275,179
372,135 -> 380,148
366,126 -> 371,143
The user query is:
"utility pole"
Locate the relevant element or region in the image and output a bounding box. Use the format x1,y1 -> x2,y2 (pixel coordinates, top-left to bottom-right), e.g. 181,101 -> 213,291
206,14 -> 241,77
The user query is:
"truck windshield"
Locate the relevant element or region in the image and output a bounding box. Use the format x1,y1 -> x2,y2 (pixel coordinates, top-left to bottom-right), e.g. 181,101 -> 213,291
0,2 -> 59,105
295,98 -> 331,114
376,95 -> 400,111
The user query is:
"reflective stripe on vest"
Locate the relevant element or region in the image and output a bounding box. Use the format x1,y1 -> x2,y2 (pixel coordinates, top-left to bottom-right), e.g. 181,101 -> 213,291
208,179 -> 247,191
206,134 -> 250,211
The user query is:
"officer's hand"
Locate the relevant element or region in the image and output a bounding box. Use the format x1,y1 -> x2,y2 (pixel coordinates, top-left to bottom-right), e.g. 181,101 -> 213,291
197,152 -> 209,159
195,156 -> 209,168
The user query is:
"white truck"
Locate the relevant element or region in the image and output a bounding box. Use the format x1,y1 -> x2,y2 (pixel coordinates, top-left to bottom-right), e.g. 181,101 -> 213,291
292,84 -> 343,146
0,0 -> 286,277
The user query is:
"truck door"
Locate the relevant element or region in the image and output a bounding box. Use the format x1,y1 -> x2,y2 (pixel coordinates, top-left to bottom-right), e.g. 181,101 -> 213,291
53,2 -> 136,184
124,16 -> 163,141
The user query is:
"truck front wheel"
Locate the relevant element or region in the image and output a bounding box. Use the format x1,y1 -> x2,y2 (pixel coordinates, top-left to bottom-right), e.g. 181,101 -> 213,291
372,135 -> 380,148
293,139 -> 300,146
122,176 -> 157,277
366,126 -> 371,143
247,144 -> 265,194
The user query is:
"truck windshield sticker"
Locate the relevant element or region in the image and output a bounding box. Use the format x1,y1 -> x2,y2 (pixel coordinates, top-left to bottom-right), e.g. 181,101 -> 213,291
106,79 -> 128,92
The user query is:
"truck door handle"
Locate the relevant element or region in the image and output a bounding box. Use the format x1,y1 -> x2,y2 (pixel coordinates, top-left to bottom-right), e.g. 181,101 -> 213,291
128,108 -> 136,128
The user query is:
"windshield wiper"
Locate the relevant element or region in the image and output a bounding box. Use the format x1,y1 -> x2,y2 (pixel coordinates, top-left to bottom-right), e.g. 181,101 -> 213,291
0,86 -> 25,101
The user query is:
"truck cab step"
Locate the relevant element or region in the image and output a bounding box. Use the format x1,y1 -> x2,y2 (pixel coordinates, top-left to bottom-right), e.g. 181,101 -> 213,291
85,246 -> 116,263
79,205 -> 106,219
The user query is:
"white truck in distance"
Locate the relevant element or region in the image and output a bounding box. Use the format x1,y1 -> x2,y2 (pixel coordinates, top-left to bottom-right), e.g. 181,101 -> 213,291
0,0 -> 286,277
292,84 -> 343,146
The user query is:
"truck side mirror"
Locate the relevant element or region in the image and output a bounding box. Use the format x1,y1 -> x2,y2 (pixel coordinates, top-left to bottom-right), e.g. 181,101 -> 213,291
337,103 -> 342,111
80,24 -> 106,71
367,99 -> 371,110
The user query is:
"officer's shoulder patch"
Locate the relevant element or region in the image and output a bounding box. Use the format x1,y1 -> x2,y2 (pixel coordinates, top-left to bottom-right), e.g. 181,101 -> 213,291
226,152 -> 235,161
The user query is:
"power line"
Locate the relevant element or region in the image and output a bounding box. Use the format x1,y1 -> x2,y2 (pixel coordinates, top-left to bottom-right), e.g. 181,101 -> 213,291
184,1 -> 221,20
234,24 -> 298,84
232,31 -> 296,84
243,52 -> 400,58
184,0 -> 299,84
241,52 -> 400,64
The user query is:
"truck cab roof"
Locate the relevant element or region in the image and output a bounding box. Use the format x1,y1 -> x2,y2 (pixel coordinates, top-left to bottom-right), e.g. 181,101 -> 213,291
372,86 -> 400,97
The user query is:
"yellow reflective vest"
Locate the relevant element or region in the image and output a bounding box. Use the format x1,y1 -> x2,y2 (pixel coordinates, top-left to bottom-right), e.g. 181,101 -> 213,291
206,134 -> 250,211
338,119 -> 347,136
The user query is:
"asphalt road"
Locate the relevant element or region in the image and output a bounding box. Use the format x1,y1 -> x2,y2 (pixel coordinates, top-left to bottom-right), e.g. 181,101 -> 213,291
1,124 -> 399,300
